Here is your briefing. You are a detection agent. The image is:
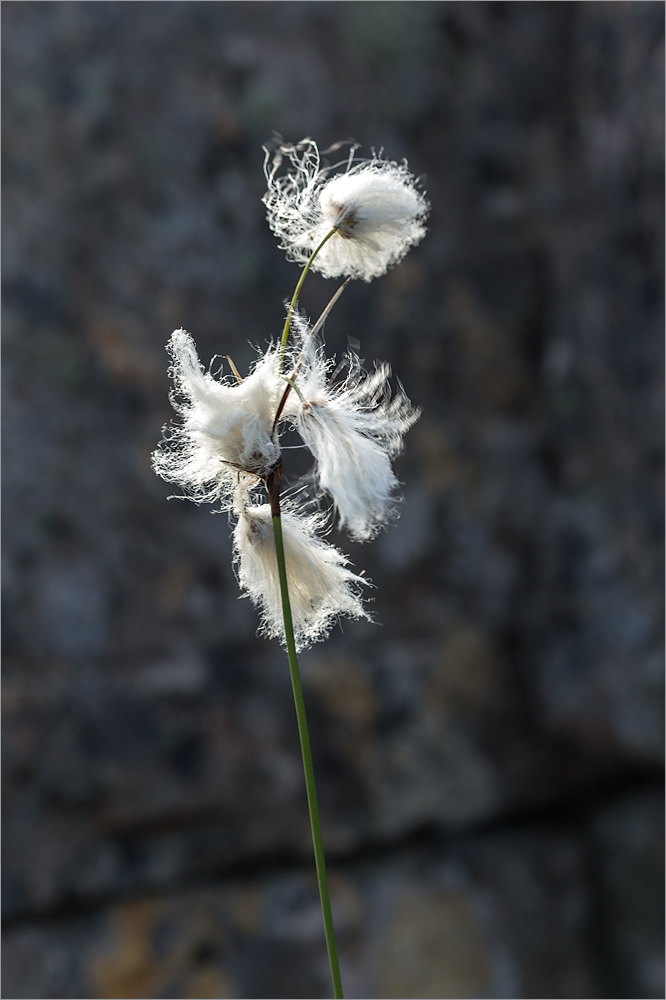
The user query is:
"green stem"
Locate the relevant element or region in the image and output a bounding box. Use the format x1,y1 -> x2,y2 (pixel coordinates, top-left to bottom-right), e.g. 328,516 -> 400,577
267,469 -> 344,999
279,374 -> 306,404
279,228 -> 337,370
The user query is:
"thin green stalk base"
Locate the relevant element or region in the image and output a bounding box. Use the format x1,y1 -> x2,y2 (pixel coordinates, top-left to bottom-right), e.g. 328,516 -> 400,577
267,470 -> 343,999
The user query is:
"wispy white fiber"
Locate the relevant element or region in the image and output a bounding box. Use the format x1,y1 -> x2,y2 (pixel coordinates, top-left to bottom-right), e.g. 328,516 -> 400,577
233,503 -> 370,650
151,329 -> 283,508
263,139 -> 429,282
289,318 -> 421,541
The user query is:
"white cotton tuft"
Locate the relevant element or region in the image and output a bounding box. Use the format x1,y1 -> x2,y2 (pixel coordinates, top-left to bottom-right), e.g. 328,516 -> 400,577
233,503 -> 370,650
288,320 -> 421,541
152,329 -> 283,508
263,139 -> 429,282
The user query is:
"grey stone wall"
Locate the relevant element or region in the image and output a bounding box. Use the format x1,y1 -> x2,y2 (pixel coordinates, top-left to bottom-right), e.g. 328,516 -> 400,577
3,3 -> 663,997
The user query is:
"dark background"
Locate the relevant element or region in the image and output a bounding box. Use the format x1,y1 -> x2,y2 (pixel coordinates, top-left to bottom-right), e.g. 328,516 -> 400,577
2,3 -> 664,998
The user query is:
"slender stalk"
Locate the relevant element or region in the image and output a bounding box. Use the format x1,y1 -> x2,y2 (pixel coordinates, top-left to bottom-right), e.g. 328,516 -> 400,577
272,278 -> 351,434
267,468 -> 344,1000
278,227 -> 337,369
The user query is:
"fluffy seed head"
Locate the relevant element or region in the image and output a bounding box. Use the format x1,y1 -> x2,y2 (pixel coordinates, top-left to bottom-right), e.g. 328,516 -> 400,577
288,318 -> 421,541
234,502 -> 370,650
152,329 -> 283,507
263,138 -> 429,282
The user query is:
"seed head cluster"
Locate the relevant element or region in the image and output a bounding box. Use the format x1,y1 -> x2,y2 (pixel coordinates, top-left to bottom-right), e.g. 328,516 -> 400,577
153,139 -> 428,649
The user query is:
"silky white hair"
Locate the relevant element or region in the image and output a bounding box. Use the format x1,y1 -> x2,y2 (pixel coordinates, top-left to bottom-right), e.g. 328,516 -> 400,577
263,139 -> 429,282
152,329 -> 283,508
287,316 -> 421,541
233,503 -> 370,650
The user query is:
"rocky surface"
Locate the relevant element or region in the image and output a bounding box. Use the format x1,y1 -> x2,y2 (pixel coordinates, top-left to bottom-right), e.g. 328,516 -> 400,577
2,3 -> 664,998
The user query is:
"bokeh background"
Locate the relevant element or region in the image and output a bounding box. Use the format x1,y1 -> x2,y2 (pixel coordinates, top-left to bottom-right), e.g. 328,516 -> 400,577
2,3 -> 664,998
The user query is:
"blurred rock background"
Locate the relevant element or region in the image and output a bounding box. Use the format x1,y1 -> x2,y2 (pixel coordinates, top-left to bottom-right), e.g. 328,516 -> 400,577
2,2 -> 663,998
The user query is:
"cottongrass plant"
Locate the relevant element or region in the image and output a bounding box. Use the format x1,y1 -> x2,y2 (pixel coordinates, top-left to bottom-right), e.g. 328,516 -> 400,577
153,138 -> 428,998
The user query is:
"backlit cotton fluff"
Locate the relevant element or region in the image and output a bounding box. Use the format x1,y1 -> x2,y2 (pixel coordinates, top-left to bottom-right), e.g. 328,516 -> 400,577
288,318 -> 421,541
263,139 -> 429,282
151,329 -> 283,508
233,502 -> 370,650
